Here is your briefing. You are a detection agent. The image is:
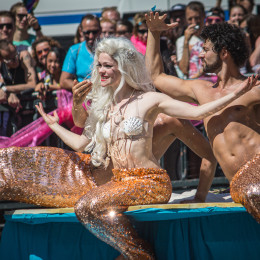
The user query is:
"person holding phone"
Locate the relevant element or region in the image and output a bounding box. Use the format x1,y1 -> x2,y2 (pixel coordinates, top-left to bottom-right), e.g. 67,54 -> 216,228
176,1 -> 205,79
10,2 -> 43,52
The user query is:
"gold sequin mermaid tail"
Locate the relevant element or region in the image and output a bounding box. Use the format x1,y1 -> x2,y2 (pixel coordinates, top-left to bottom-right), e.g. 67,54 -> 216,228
74,168 -> 172,259
0,146 -> 97,208
230,153 -> 260,223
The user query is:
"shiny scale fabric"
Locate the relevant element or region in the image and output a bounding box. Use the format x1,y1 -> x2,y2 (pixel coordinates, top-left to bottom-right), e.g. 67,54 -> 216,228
74,167 -> 172,259
230,153 -> 260,223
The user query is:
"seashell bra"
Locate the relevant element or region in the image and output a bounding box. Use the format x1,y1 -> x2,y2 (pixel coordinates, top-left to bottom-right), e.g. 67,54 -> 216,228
103,116 -> 151,141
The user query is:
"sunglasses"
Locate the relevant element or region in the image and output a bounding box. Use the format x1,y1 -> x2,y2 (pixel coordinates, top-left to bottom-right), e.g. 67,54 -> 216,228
206,17 -> 223,24
36,47 -> 50,56
116,30 -> 128,35
82,30 -> 100,35
0,23 -> 13,30
138,29 -> 148,34
17,14 -> 28,21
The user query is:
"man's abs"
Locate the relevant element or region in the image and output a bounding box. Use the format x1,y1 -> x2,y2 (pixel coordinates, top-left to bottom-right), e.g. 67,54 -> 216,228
211,126 -> 260,181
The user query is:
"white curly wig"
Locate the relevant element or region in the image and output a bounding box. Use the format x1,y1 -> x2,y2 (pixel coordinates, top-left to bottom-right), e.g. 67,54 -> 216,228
83,37 -> 155,167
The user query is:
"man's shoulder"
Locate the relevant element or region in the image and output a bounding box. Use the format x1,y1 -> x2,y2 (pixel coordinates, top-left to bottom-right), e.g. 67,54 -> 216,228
68,41 -> 86,53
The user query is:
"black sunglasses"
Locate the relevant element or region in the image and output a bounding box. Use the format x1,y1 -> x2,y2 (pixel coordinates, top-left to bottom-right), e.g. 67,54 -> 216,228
36,47 -> 50,56
206,17 -> 222,24
138,29 -> 148,34
0,23 -> 13,30
17,14 -> 28,20
116,30 -> 128,35
82,30 -> 100,35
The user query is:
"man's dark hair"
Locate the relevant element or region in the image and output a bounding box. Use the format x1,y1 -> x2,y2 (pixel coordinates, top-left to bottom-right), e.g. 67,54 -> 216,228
201,22 -> 249,67
80,14 -> 100,28
186,1 -> 205,15
32,36 -> 61,67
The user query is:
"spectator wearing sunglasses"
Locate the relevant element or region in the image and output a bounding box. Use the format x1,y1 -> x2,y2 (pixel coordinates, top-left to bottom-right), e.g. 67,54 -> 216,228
60,14 -> 101,90
205,7 -> 225,26
131,13 -> 148,55
116,19 -> 133,40
32,36 -> 61,81
0,39 -> 37,136
0,10 -> 28,54
0,11 -> 15,42
100,18 -> 116,39
10,2 -> 43,52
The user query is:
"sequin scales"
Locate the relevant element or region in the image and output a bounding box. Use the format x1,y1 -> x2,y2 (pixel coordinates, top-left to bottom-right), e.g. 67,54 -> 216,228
0,147 -> 97,207
230,153 -> 260,223
74,167 -> 172,259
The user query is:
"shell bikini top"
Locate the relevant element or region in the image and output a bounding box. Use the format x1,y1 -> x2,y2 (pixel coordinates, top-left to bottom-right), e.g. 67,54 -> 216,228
102,116 -> 153,142
103,92 -> 153,142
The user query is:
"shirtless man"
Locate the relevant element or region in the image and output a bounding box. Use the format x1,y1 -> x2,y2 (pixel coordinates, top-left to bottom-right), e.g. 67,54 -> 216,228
145,12 -> 260,221
71,79 -> 217,203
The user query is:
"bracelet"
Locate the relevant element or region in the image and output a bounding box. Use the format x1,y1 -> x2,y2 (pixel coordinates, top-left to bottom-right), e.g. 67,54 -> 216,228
0,82 -> 7,93
1,86 -> 7,93
34,26 -> 41,32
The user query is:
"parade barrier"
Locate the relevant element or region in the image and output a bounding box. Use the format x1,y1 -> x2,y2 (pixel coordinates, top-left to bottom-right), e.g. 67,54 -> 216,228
1,202 -> 260,260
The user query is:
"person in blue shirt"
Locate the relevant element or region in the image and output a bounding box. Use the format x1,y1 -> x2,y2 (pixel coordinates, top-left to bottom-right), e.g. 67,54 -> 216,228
60,14 -> 101,90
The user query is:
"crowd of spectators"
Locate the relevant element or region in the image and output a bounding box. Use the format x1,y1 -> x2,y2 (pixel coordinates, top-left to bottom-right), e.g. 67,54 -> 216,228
0,1 -> 259,179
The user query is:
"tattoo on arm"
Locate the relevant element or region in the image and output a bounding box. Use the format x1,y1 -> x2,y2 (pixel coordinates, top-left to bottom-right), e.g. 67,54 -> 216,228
23,54 -> 30,61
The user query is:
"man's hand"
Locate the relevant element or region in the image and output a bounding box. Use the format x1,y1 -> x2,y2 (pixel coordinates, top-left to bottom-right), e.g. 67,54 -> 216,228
35,82 -> 48,100
145,12 -> 178,32
0,88 -> 7,103
27,14 -> 41,31
8,93 -> 22,113
72,80 -> 92,108
184,24 -> 199,42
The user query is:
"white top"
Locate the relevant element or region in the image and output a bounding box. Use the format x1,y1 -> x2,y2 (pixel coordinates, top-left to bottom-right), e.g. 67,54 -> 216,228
176,35 -> 202,62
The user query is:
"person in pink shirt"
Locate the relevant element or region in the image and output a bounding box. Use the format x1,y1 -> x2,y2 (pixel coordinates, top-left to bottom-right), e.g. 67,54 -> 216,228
131,13 -> 147,55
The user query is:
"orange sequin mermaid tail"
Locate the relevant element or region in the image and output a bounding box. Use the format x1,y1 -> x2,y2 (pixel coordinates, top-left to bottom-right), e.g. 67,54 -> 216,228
230,153 -> 260,223
74,168 -> 172,259
0,146 -> 97,208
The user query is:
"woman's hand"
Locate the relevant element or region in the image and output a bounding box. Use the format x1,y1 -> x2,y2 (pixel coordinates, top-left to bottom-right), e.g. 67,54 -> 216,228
35,102 -> 59,126
234,75 -> 259,96
145,12 -> 178,32
72,79 -> 92,108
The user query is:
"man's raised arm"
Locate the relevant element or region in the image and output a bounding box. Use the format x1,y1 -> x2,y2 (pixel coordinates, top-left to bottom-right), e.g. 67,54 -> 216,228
145,12 -> 197,102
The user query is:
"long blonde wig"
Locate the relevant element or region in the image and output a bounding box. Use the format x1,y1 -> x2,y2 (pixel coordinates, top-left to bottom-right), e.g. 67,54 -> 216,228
84,37 -> 154,167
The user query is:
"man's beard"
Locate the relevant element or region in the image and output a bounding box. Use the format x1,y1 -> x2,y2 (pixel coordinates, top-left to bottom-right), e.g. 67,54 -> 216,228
86,42 -> 94,52
203,55 -> 222,73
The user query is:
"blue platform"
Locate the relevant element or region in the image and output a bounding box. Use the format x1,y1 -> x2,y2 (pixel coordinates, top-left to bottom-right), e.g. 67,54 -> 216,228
0,203 -> 260,260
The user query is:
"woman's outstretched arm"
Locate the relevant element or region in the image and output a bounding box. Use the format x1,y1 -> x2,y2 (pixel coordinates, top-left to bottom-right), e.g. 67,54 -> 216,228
36,103 -> 90,152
